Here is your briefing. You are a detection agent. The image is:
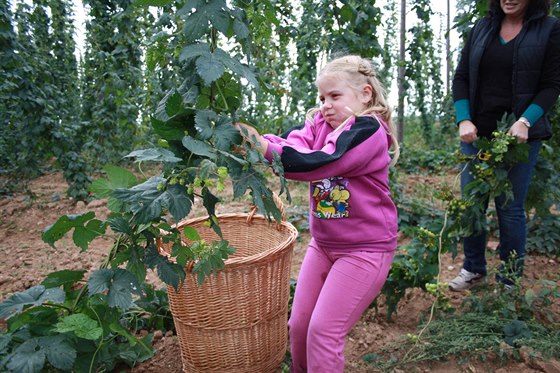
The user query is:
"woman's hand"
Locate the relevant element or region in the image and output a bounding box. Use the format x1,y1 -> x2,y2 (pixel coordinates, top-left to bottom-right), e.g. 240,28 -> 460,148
233,122 -> 268,155
459,120 -> 478,143
508,120 -> 529,143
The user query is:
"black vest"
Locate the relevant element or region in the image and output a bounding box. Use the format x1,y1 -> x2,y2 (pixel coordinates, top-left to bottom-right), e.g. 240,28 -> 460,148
468,14 -> 558,140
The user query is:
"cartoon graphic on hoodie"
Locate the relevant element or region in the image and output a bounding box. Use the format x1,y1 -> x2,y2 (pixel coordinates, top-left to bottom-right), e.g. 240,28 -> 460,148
312,177 -> 350,219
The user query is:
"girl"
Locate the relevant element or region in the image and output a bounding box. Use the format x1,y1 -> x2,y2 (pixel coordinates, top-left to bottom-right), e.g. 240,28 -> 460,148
236,55 -> 399,372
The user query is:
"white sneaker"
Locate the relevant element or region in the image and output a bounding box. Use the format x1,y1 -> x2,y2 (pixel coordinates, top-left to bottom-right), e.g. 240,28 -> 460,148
448,268 -> 486,292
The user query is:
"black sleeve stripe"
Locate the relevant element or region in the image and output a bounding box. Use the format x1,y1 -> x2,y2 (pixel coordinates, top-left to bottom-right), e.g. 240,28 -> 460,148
280,116 -> 381,173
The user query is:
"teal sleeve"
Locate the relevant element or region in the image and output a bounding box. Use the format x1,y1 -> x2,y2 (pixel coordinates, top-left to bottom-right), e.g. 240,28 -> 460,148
521,104 -> 544,127
454,99 -> 471,125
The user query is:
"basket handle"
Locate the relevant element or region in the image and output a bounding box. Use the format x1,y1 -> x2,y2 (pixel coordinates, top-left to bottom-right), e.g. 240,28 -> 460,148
246,193 -> 286,228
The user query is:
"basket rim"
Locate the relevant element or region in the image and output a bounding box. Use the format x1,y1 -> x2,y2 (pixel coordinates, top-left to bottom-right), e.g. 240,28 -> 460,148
163,212 -> 298,269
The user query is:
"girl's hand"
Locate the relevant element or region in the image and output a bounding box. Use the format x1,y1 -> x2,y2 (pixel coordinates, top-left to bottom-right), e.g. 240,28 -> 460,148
233,122 -> 268,155
234,122 -> 260,139
459,120 -> 478,144
508,120 -> 529,144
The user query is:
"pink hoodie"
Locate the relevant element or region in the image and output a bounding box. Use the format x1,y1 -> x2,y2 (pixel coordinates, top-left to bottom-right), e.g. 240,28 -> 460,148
263,112 -> 397,252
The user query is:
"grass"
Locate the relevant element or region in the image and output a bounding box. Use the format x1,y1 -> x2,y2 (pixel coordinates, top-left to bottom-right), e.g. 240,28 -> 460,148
372,312 -> 560,370
367,278 -> 560,371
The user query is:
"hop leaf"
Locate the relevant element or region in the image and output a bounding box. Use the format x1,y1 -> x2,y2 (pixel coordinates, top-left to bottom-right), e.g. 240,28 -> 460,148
42,212 -> 107,251
88,269 -> 141,310
55,313 -> 103,340
5,335 -> 76,372
144,245 -> 186,289
196,53 -> 226,85
0,285 -> 65,319
113,177 -> 193,223
41,270 -> 86,289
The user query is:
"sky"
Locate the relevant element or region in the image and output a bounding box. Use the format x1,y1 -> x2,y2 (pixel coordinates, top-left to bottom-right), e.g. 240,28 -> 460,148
70,0 -> 460,58
69,0 -> 459,106
71,1 -> 86,58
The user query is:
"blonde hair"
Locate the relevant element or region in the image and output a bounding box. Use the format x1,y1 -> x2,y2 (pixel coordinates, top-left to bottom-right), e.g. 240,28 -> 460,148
306,55 -> 400,166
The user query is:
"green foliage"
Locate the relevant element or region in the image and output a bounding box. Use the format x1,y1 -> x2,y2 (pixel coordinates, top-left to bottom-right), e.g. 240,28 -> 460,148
397,146 -> 457,174
398,113 -> 458,174
527,214 -> 560,255
88,269 -> 142,309
381,225 -> 456,319
0,187 -> 184,371
189,240 -> 236,285
2,0 -> 558,370
373,314 -> 560,370
0,285 -> 65,319
1,2 -> 289,371
237,0 -> 299,133
0,276 -> 157,373
47,0 -> 88,200
89,164 -> 138,212
379,0 -> 398,93
383,117 -> 532,319
112,176 -> 193,224
3,335 -> 76,372
525,103 -> 560,255
131,284 -> 174,332
386,170 -> 452,320
442,114 -> 529,238
391,169 -> 445,239
42,211 -> 108,251
239,0 -> 385,133
0,2 -> 26,195
1,0 -> 456,199
462,279 -> 560,325
0,0 -> 89,199
55,313 -> 104,340
80,0 -> 145,168
0,2 -> 51,189
454,0 -> 487,40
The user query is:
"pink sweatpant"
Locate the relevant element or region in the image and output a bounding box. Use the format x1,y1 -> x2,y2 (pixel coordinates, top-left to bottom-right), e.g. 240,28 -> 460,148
288,239 -> 395,373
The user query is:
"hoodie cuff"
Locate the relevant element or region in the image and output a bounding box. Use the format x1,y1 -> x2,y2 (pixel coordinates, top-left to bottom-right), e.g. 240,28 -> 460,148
521,104 -> 544,126
454,99 -> 472,125
265,142 -> 283,163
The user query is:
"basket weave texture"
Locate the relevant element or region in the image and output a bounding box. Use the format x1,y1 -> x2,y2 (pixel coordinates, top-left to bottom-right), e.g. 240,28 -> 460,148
160,212 -> 298,373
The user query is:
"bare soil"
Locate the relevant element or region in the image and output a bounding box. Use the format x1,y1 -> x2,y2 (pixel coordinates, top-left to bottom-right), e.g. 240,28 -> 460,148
1,172 -> 559,373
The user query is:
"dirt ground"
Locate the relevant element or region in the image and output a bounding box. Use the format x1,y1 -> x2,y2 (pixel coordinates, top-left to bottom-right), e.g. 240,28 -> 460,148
1,172 -> 559,373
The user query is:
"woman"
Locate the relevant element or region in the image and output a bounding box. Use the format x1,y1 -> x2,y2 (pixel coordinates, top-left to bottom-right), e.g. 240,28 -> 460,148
450,0 -> 560,291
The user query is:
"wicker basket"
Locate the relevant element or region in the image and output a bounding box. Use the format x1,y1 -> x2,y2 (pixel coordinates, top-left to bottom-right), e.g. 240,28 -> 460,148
158,205 -> 298,373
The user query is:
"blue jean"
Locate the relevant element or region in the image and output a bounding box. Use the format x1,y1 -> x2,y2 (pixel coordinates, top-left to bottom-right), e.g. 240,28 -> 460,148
460,140 -> 541,285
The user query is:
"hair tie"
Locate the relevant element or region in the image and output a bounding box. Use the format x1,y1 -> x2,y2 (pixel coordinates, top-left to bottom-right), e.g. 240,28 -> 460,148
358,63 -> 375,77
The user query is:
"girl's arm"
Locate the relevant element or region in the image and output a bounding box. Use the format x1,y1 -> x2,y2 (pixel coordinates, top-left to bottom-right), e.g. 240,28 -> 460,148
236,117 -> 318,160
235,116 -> 389,182
275,116 -> 390,182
